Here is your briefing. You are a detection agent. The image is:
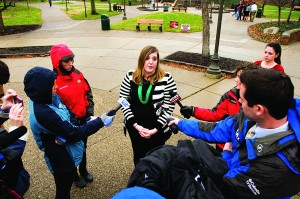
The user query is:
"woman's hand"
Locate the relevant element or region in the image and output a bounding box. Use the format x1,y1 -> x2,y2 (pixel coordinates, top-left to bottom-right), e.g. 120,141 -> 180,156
1,89 -> 17,110
9,103 -> 24,127
143,128 -> 158,139
134,124 -> 151,138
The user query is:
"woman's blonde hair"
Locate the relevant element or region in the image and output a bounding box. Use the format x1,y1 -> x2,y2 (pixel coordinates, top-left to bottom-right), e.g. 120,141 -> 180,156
133,46 -> 166,85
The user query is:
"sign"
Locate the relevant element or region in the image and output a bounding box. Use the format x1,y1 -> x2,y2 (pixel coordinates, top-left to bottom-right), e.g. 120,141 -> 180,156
170,21 -> 178,29
181,24 -> 190,33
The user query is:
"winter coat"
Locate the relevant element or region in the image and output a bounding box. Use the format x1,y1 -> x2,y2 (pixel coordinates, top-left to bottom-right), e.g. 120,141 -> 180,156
178,98 -> 300,198
50,44 -> 94,119
24,67 -> 104,173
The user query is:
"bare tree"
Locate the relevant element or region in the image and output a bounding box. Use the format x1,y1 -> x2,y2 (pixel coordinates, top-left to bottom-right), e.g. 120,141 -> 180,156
270,0 -> 289,26
262,0 -> 267,16
287,0 -> 296,22
202,0 -> 210,57
91,0 -> 98,15
0,0 -> 14,29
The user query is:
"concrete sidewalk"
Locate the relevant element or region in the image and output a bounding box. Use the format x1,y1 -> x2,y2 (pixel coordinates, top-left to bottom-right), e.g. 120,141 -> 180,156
1,2 -> 300,198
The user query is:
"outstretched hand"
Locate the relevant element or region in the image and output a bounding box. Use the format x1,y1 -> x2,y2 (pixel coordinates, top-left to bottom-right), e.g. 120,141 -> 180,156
1,89 -> 18,110
180,106 -> 194,119
100,113 -> 115,127
9,103 -> 24,127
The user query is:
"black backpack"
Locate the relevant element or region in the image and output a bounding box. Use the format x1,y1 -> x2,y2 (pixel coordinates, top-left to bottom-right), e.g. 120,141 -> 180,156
127,139 -> 227,199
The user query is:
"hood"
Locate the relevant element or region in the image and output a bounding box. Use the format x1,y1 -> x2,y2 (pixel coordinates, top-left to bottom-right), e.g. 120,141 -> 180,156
50,44 -> 75,74
24,67 -> 57,104
288,98 -> 300,143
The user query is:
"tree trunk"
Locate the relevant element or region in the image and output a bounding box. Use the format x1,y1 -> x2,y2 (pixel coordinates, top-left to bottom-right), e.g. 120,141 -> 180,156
202,0 -> 210,58
0,12 -> 4,31
287,0 -> 296,23
91,0 -> 98,15
278,6 -> 281,26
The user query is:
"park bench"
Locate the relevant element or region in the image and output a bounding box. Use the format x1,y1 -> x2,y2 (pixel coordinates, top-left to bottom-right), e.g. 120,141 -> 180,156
195,4 -> 201,9
116,4 -> 124,12
294,6 -> 300,11
136,19 -> 164,32
172,5 -> 187,12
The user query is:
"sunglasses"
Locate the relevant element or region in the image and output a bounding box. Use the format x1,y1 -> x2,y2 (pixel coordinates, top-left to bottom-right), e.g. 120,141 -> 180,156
61,58 -> 74,63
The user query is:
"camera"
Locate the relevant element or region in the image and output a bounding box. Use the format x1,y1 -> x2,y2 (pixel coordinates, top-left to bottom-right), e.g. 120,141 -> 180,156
14,96 -> 23,105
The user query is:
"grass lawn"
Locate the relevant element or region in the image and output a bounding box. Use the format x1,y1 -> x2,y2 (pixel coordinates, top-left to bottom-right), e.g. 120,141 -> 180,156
260,4 -> 300,20
2,4 -> 42,26
111,12 -> 203,33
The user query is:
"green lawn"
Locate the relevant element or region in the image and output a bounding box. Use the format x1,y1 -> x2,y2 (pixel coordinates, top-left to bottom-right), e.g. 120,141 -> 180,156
260,4 -> 300,20
2,4 -> 42,26
111,12 -> 203,33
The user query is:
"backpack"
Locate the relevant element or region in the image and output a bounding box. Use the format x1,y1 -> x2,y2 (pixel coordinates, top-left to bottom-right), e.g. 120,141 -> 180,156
127,139 -> 227,199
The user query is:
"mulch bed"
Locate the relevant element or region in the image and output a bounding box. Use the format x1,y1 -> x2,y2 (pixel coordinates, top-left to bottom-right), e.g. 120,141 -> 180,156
0,46 -> 52,58
0,25 -> 41,36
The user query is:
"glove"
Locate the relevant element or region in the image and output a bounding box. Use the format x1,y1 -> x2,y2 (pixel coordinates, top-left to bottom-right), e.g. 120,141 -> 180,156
100,113 -> 115,127
180,106 -> 194,119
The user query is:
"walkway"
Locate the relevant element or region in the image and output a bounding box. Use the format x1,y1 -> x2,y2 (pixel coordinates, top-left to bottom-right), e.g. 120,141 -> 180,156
0,2 -> 299,198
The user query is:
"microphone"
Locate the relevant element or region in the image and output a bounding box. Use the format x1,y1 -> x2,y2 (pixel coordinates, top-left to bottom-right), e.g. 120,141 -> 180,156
167,117 -> 178,134
169,91 -> 183,108
107,97 -> 131,116
0,126 -> 27,149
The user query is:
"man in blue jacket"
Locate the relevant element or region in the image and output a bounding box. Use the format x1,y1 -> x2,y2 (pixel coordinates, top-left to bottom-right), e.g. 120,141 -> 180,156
169,68 -> 300,198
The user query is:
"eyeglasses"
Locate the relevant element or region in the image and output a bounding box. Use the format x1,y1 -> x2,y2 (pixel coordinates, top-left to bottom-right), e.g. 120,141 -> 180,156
61,59 -> 74,63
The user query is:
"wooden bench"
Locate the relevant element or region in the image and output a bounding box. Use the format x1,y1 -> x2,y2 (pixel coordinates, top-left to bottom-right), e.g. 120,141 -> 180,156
136,19 -> 164,32
195,4 -> 201,9
294,6 -> 300,11
172,6 -> 187,12
116,4 -> 124,12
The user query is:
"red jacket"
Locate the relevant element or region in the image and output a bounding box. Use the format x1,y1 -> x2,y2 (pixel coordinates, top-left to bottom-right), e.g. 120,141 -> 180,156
254,60 -> 285,73
194,88 -> 240,122
193,88 -> 240,149
50,44 -> 93,118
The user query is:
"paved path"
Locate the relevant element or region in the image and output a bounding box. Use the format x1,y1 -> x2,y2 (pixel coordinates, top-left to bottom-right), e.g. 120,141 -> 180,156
0,2 -> 300,198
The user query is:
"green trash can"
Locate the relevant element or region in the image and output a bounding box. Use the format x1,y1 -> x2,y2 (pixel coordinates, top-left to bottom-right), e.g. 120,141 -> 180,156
128,0 -> 132,6
163,4 -> 169,12
101,14 -> 110,30
113,4 -> 117,11
256,8 -> 263,18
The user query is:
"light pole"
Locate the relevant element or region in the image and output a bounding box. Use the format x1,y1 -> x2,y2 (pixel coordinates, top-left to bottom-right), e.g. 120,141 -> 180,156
209,0 -> 213,23
205,0 -> 224,79
123,0 -> 127,20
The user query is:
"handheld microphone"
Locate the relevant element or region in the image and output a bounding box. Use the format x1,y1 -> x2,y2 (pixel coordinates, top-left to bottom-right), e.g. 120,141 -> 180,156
0,126 -> 27,149
169,91 -> 183,108
107,97 -> 131,116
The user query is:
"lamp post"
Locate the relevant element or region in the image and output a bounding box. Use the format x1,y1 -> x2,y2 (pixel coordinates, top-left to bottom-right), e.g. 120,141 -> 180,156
123,0 -> 127,20
205,0 -> 224,79
209,0 -> 213,23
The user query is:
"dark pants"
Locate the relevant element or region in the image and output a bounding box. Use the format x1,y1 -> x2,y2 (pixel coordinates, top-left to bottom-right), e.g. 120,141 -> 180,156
41,134 -> 76,199
79,137 -> 88,173
127,125 -> 169,166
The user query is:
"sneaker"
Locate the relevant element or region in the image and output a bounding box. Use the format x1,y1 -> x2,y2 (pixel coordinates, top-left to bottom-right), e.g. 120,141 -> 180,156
80,170 -> 93,183
74,173 -> 86,188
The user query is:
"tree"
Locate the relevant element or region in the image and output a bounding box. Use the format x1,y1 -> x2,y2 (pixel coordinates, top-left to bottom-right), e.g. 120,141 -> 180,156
202,0 -> 210,57
0,0 -> 14,29
91,0 -> 98,15
287,0 -> 296,22
270,0 -> 289,26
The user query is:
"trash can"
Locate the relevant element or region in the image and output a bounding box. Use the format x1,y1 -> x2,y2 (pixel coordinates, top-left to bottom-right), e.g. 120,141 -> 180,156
101,14 -> 110,30
163,4 -> 168,12
128,0 -> 131,6
113,3 -> 117,11
256,8 -> 263,18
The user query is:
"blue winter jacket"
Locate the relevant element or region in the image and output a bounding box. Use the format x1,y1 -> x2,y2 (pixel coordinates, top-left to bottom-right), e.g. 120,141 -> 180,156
178,98 -> 300,199
24,67 -> 104,173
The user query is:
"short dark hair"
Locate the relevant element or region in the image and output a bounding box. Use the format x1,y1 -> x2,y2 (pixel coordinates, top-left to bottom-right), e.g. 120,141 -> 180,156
0,60 -> 10,85
240,68 -> 294,119
234,63 -> 259,77
266,42 -> 282,64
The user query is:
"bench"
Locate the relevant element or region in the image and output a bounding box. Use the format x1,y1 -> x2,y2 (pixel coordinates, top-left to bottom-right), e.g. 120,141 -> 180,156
195,4 -> 201,9
294,6 -> 300,11
116,4 -> 124,12
136,19 -> 164,32
172,6 -> 187,12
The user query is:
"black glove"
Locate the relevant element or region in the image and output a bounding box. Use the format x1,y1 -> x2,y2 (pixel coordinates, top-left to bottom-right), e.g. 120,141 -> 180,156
180,106 -> 194,119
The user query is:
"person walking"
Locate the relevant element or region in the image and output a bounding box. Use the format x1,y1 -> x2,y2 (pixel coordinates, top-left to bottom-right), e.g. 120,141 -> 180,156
250,2 -> 257,22
119,45 -> 177,166
50,44 -> 94,188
